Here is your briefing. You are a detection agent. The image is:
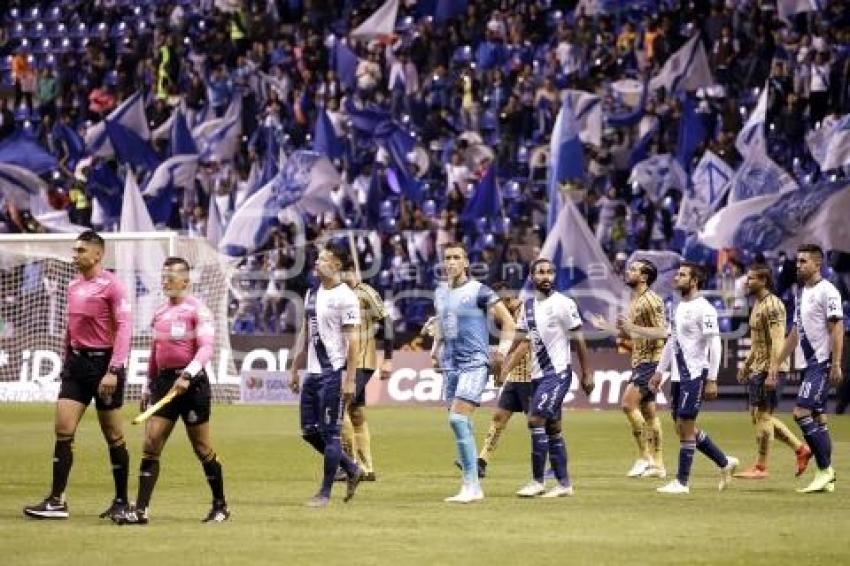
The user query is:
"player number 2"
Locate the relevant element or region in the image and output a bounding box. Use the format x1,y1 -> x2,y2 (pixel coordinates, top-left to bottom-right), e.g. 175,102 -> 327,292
537,393 -> 549,411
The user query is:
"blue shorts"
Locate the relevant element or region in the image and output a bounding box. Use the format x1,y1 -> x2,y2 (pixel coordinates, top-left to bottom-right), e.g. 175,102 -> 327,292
497,381 -> 533,414
444,366 -> 489,406
670,375 -> 705,421
796,361 -> 830,415
748,372 -> 780,411
300,370 -> 344,436
530,369 -> 572,421
629,362 -> 658,404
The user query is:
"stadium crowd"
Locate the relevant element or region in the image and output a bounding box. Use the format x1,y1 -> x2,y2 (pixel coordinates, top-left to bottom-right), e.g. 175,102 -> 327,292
1,0 -> 850,339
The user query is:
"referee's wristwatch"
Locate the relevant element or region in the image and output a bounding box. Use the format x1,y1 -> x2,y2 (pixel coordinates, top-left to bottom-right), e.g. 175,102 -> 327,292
108,365 -> 124,375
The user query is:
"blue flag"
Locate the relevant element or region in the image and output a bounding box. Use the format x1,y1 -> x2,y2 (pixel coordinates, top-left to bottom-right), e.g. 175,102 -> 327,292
52,123 -> 85,169
332,40 -> 359,92
0,131 -> 58,175
313,107 -> 344,159
547,97 -> 586,230
105,121 -> 161,171
675,97 -> 707,172
460,166 -> 502,224
170,110 -> 198,156
86,162 -> 124,218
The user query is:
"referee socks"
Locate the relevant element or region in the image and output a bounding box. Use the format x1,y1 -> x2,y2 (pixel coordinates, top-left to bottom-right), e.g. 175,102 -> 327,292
50,436 -> 74,500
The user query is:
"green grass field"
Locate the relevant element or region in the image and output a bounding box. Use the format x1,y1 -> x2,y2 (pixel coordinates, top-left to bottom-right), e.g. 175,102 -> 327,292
1,405 -> 849,565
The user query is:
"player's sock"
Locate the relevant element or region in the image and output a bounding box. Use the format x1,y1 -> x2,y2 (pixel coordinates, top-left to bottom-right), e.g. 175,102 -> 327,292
695,429 -> 728,469
646,416 -> 663,468
449,412 -> 478,486
756,415 -> 774,468
795,415 -> 827,469
625,408 -> 649,460
341,412 -> 355,460
320,435 -> 345,496
816,423 -> 832,468
108,438 -> 130,503
50,436 -> 74,500
136,456 -> 160,509
353,421 -> 373,474
529,425 -> 548,484
676,440 -> 696,486
302,430 -> 326,455
771,417 -> 803,451
548,434 -> 570,487
200,451 -> 225,504
479,420 -> 506,463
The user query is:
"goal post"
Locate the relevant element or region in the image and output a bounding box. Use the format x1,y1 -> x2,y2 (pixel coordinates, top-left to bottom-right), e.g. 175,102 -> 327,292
0,232 -> 238,402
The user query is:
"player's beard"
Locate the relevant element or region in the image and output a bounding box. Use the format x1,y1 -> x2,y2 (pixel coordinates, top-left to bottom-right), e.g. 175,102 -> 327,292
164,288 -> 189,299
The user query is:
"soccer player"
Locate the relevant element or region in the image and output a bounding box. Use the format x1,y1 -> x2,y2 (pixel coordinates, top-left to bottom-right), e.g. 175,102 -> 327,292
24,230 -> 132,520
117,257 -> 229,525
777,244 -> 843,493
589,259 -> 667,479
735,263 -> 810,479
476,292 -> 532,478
433,242 -> 515,503
288,241 -> 364,507
651,262 -> 739,494
502,258 -> 594,498
339,266 -> 393,481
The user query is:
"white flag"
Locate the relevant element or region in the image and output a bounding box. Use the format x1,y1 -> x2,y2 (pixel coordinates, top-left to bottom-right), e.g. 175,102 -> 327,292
350,0 -> 399,40
649,34 -> 714,94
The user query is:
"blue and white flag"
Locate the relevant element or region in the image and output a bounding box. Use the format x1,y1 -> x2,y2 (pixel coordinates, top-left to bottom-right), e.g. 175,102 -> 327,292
629,154 -> 688,203
547,94 -> 586,230
350,0 -> 399,40
648,34 -> 713,95
85,91 -> 150,157
206,192 -> 224,248
735,83 -> 768,156
700,179 -> 850,253
818,114 -> 850,172
726,148 -> 797,204
86,161 -> 124,219
0,162 -> 46,207
142,154 -> 199,224
677,150 -> 733,233
105,121 -> 161,171
806,113 -> 841,168
778,0 -> 824,23
313,107 -> 345,159
460,166 -> 502,225
219,150 -> 341,256
119,170 -> 155,232
536,195 -> 629,321
331,39 -> 359,92
675,96 -> 708,171
0,131 -> 59,175
562,90 -> 602,146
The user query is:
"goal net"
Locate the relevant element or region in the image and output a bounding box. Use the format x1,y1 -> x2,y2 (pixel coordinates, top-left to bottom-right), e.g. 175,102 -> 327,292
0,232 -> 238,402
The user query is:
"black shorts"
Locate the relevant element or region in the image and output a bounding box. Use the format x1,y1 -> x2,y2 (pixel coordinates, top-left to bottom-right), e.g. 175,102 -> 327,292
748,372 -> 780,411
150,369 -> 212,426
351,368 -> 373,408
629,362 -> 658,404
58,349 -> 125,411
497,381 -> 533,413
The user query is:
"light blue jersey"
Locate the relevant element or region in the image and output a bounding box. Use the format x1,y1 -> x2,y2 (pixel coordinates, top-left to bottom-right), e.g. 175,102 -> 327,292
435,279 -> 499,371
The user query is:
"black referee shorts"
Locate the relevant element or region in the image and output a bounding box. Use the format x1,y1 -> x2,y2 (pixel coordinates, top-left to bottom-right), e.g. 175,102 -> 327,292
58,349 -> 125,411
150,368 -> 212,426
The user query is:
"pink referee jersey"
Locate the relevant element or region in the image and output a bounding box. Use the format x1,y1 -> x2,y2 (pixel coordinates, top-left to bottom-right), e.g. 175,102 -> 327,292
148,296 -> 215,380
65,268 -> 132,368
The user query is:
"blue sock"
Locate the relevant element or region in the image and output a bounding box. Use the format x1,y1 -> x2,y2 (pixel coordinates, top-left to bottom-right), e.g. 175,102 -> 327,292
449,413 -> 478,486
320,434 -> 343,497
529,426 -> 548,484
548,434 -> 570,487
695,429 -> 728,469
796,415 -> 828,469
817,424 -> 832,468
677,440 -> 696,485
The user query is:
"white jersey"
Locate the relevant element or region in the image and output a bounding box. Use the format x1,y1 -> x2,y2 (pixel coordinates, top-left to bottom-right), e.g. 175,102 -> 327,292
305,283 -> 361,374
669,297 -> 719,382
797,279 -> 843,364
517,292 -> 583,379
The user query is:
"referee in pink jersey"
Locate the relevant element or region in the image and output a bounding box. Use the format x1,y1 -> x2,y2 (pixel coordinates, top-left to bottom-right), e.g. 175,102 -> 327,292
24,230 -> 133,521
116,256 -> 229,525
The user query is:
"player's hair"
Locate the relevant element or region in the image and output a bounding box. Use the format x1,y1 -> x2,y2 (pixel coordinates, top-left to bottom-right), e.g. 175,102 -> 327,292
324,240 -> 351,269
797,243 -> 824,263
530,257 -> 554,273
748,263 -> 773,290
163,256 -> 191,272
76,230 -> 104,249
441,241 -> 467,257
680,261 -> 706,289
636,259 -> 658,286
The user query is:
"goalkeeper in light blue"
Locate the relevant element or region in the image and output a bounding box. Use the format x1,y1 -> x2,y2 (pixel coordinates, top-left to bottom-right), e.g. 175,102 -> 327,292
432,242 -> 515,504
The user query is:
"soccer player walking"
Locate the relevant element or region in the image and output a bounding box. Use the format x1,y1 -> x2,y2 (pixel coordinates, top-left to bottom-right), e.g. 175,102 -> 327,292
589,259 -> 667,479
340,267 -> 393,482
289,242 -> 364,507
433,243 -> 515,503
117,257 -> 229,524
651,262 -> 739,494
502,259 -> 593,498
24,231 -> 132,520
735,264 -> 810,480
777,245 -> 843,493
